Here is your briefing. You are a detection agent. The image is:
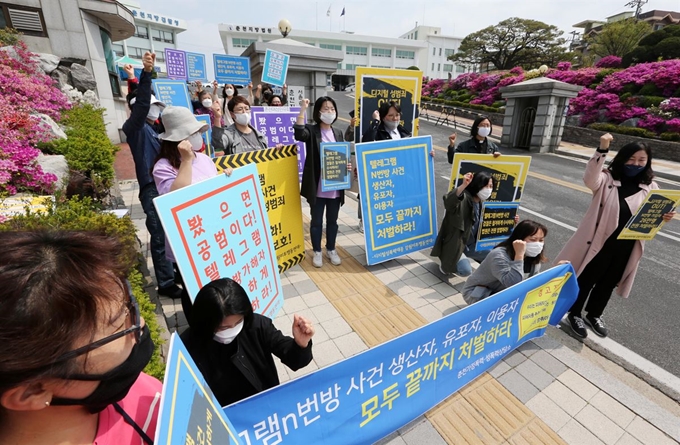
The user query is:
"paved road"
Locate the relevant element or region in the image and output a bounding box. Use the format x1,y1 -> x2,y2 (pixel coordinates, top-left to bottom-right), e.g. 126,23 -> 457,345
325,91 -> 680,377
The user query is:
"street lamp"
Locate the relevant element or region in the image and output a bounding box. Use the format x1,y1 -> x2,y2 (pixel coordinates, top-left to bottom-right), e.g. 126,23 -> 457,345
278,19 -> 292,38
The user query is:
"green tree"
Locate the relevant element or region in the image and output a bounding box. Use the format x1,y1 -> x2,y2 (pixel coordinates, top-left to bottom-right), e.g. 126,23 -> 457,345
587,18 -> 652,57
621,24 -> 680,66
449,17 -> 568,70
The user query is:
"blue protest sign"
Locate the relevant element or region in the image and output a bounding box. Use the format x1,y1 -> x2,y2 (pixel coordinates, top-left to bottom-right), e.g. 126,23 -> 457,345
224,264 -> 578,445
152,79 -> 194,112
356,136 -> 437,265
261,49 -> 289,87
153,164 -> 284,318
320,142 -> 351,192
165,48 -> 188,80
186,52 -> 207,81
476,202 -> 520,251
194,114 -> 213,157
214,54 -> 251,85
155,334 -> 244,445
250,106 -> 305,182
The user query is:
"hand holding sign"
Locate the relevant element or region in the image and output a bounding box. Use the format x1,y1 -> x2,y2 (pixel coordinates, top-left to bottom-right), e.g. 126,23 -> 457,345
662,211 -> 677,222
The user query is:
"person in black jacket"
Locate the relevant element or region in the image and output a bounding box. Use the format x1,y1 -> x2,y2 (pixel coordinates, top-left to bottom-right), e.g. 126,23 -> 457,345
181,278 -> 314,407
447,116 -> 501,164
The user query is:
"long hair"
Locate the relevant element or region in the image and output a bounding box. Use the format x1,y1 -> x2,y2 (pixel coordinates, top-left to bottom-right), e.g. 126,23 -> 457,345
465,171 -> 496,197
608,142 -> 654,185
190,278 -> 254,340
470,116 -> 492,138
153,139 -> 182,171
495,220 -> 548,266
221,84 -> 240,114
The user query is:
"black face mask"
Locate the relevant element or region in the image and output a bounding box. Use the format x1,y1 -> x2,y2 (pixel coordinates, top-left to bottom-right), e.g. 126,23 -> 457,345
51,325 -> 154,414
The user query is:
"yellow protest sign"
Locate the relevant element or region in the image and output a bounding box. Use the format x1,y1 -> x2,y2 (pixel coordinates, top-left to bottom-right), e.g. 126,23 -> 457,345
449,153 -> 531,202
214,146 -> 305,272
355,67 -> 423,141
0,195 -> 54,220
519,272 -> 572,339
618,189 -> 680,241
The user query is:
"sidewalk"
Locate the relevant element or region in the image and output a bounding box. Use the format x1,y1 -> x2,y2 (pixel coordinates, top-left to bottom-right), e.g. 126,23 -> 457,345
118,177 -> 680,445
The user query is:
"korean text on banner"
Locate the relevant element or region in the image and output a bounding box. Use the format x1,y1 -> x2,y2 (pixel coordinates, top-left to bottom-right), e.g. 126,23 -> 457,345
477,202 -> 520,251
186,52 -> 207,81
153,164 -> 284,318
320,142 -> 351,192
618,189 -> 680,240
152,79 -> 194,112
0,195 -> 53,220
356,136 -> 437,265
214,54 -> 251,85
261,49 -> 289,87
224,265 -> 578,445
250,106 -> 306,182
214,146 -> 305,274
194,114 -> 213,158
165,49 -> 187,80
155,334 -> 243,445
355,67 -> 422,143
449,153 -> 531,202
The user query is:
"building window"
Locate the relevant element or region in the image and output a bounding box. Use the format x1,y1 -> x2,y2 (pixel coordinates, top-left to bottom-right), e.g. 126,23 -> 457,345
128,46 -> 146,59
156,50 -> 165,62
346,46 -> 367,55
443,64 -> 453,72
111,43 -> 124,57
99,28 -> 120,97
162,30 -> 174,43
437,63 -> 441,71
345,64 -> 364,70
431,63 -> 434,70
414,31 -> 418,39
371,48 -> 391,57
320,43 -> 342,51
456,65 -> 466,73
654,24 -> 663,30
233,37 -> 256,48
445,48 -> 455,58
0,3 -> 47,37
439,48 -> 442,56
396,50 -> 415,59
151,28 -> 161,41
134,25 -> 148,39
337,62 -> 342,69
432,47 -> 436,55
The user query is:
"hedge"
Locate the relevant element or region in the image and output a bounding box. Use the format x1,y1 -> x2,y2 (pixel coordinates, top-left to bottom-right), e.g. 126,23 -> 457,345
588,123 -> 656,139
424,98 -> 501,113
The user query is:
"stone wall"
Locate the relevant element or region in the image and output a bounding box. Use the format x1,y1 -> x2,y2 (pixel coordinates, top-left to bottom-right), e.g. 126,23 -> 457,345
562,126 -> 680,162
423,103 -> 504,126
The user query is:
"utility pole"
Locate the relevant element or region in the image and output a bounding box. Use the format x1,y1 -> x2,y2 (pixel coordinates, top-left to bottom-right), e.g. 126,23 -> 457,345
625,0 -> 648,20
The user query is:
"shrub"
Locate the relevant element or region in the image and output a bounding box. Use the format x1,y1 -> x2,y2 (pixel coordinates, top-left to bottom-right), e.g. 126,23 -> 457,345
0,27 -> 20,46
588,123 -> 656,138
660,132 -> 680,142
638,83 -> 661,96
595,56 -> 622,68
637,96 -> 666,108
0,197 -> 166,380
595,68 -> 619,83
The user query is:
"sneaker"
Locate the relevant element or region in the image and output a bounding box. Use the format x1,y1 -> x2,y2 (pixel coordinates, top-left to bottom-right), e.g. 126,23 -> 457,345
326,249 -> 342,266
567,313 -> 588,338
358,220 -> 364,233
312,251 -> 323,268
157,284 -> 183,299
585,315 -> 608,337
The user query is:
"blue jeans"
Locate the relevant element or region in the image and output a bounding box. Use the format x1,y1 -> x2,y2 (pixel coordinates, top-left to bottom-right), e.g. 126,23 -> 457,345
310,197 -> 341,252
456,249 -> 491,277
139,183 -> 175,289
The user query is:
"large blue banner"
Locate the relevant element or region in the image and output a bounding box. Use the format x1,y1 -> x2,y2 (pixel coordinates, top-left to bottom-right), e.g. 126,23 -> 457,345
261,49 -> 289,87
186,52 -> 207,81
356,136 -> 437,265
214,54 -> 251,85
153,164 -> 284,318
152,79 -> 194,112
155,334 -> 244,445
250,106 -> 305,182
224,265 -> 578,444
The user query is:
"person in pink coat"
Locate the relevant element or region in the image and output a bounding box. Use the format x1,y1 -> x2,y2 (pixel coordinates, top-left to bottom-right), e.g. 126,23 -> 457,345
555,133 -> 676,339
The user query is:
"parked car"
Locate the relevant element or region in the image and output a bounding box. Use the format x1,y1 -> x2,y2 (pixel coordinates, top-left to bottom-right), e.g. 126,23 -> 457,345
344,83 -> 355,92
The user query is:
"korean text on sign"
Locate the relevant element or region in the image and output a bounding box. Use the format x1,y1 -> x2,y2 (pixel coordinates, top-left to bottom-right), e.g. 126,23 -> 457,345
165,49 -> 187,80
262,49 -> 290,87
250,106 -> 306,182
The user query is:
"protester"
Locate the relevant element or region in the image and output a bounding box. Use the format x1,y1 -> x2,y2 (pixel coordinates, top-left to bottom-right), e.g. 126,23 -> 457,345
0,231 -> 161,445
219,82 -> 255,126
447,116 -> 500,163
121,51 -> 182,300
267,95 -> 284,106
212,96 -> 269,155
461,220 -> 551,304
255,83 -> 288,106
295,96 -> 352,268
181,278 -> 314,406
556,134 -> 676,338
193,81 -> 223,127
431,171 -> 496,276
153,106 -> 229,319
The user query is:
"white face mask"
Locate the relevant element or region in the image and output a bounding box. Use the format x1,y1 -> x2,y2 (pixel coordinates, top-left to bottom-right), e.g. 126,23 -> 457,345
225,88 -> 234,97
202,98 -> 213,109
320,112 -> 336,124
188,132 -> 204,152
525,241 -> 544,258
477,127 -> 491,138
234,112 -> 251,126
213,320 -> 244,345
384,120 -> 399,131
147,104 -> 162,122
477,187 -> 492,201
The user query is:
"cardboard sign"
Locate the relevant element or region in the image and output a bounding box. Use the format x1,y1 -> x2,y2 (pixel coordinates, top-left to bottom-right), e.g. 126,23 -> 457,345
186,52 -> 207,81
449,153 -> 531,202
165,49 -> 187,80
152,79 -> 194,112
320,142 -> 351,192
261,49 -> 289,87
214,54 -> 251,85
618,190 -> 680,240
477,202 -> 520,251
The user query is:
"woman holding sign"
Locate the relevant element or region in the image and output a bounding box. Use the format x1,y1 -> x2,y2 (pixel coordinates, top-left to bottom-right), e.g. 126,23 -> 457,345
556,134 -> 676,339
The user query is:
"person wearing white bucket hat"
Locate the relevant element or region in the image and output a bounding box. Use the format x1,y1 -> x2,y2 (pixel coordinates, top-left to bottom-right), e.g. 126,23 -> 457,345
152,106 -> 232,320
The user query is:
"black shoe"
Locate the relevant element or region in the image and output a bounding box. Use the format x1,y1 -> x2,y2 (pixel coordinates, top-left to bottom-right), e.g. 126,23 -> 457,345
568,313 -> 588,338
158,284 -> 183,299
585,315 -> 608,337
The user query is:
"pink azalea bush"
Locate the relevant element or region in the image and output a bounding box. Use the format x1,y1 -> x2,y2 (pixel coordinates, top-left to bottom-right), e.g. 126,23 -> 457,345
595,56 -> 622,68
0,40 -> 69,195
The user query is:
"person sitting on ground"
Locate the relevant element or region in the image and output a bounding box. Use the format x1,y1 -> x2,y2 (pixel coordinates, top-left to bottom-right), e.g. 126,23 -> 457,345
447,116 -> 501,164
0,230 -> 161,445
461,220 -> 554,305
181,278 -> 314,406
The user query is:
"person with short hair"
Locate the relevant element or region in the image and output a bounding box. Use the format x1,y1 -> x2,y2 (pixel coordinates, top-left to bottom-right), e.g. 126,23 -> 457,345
212,96 -> 269,155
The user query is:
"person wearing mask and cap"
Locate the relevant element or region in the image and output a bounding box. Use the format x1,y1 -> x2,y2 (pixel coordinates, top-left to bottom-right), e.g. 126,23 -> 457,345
447,116 -> 501,164
122,51 -> 182,301
152,106 -> 232,319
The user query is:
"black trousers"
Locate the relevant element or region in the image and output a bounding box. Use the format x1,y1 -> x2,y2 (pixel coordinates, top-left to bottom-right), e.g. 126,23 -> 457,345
570,238 -> 635,318
173,262 -> 193,325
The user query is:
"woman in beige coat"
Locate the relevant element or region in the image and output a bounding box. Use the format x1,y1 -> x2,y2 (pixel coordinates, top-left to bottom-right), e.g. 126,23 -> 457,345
555,133 -> 676,339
